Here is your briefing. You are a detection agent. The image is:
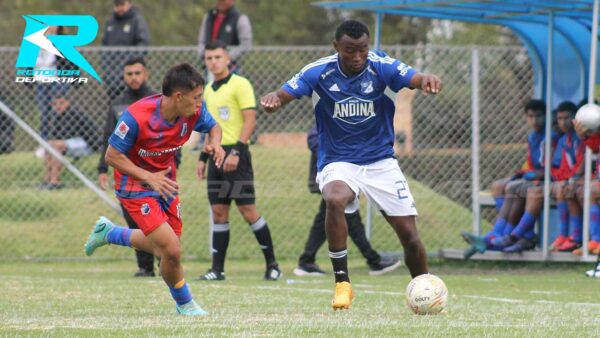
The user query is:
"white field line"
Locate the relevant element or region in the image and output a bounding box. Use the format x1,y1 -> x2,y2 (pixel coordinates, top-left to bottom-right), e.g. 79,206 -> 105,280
203,284 -> 600,308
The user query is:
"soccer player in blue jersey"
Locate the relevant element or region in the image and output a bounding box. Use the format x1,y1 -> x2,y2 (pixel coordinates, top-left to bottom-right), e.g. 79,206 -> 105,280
260,20 -> 441,310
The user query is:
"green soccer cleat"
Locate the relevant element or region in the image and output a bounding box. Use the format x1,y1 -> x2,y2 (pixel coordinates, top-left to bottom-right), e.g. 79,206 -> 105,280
84,216 -> 114,256
176,300 -> 208,316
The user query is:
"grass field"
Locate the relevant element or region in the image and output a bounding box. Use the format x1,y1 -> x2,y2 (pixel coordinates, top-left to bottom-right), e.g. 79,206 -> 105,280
0,147 -> 479,260
1,259 -> 599,337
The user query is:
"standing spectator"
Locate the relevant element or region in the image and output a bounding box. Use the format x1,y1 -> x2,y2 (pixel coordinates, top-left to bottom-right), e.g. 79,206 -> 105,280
196,41 -> 280,281
197,0 -> 252,77
101,0 -> 150,100
41,94 -> 97,190
34,25 -> 70,140
294,125 -> 401,276
97,57 -> 158,277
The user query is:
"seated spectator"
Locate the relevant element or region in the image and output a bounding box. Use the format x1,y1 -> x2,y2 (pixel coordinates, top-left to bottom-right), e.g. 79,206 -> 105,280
569,105 -> 600,255
499,101 -> 583,253
462,99 -> 557,258
40,94 -> 97,190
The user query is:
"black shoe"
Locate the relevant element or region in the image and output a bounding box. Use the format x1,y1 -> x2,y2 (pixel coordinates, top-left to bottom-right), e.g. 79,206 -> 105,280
369,256 -> 402,276
293,263 -> 326,276
503,237 -> 536,253
264,264 -> 282,281
198,269 -> 225,281
133,268 -> 155,277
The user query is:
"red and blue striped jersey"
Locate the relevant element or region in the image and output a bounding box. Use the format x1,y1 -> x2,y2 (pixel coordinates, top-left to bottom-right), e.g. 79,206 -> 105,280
108,94 -> 217,198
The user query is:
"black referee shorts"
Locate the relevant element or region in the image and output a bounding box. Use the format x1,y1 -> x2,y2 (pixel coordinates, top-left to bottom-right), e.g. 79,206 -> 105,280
207,145 -> 255,206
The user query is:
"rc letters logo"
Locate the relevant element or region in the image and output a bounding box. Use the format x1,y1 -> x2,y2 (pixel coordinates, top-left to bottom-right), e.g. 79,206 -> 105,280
15,15 -> 101,83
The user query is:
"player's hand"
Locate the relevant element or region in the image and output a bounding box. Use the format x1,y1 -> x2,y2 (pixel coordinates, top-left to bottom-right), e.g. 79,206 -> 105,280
260,92 -> 282,113
573,119 -> 589,139
223,153 -> 240,173
420,74 -> 442,96
523,171 -> 537,181
145,167 -> 179,200
196,161 -> 207,180
205,144 -> 225,168
98,173 -> 108,190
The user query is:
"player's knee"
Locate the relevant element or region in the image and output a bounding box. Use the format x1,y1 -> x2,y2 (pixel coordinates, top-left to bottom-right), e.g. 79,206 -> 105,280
323,193 -> 349,211
403,232 -> 423,250
491,180 -> 505,196
161,244 -> 181,264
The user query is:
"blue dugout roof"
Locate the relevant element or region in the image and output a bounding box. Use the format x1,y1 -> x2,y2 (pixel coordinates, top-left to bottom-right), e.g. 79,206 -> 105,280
315,0 -> 599,105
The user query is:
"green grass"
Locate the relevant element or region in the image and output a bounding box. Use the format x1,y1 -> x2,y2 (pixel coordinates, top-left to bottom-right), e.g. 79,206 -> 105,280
0,146 -> 478,259
0,260 -> 599,336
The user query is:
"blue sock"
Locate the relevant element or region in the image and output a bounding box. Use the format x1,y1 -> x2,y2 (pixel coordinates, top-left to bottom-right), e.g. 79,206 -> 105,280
591,204 -> 600,242
494,196 -> 505,211
512,212 -> 536,240
106,226 -> 132,247
502,222 -> 515,236
484,217 -> 506,245
570,215 -> 583,243
524,227 -> 536,240
557,202 -> 569,237
169,280 -> 193,306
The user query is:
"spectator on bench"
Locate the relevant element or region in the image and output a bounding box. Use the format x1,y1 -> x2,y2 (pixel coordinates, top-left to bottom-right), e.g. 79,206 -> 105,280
462,99 -> 558,258
500,101 -> 583,253
40,94 -> 97,190
568,103 -> 600,255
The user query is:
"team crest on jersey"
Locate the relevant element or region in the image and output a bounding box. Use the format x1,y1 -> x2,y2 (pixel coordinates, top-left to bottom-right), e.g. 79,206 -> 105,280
141,203 -> 150,215
333,96 -> 376,125
180,123 -> 188,137
115,121 -> 129,139
218,106 -> 230,120
361,81 -> 374,94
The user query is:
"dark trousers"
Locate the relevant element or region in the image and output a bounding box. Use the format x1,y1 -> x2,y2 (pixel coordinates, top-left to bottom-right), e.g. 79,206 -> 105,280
298,199 -> 381,266
120,204 -> 154,271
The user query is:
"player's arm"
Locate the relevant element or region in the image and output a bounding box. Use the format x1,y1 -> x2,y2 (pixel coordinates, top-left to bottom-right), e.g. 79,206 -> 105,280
409,73 -> 442,95
105,145 -> 178,199
260,89 -> 296,113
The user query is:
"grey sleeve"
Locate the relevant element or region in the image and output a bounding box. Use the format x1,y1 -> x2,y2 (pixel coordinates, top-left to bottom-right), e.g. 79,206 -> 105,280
229,14 -> 253,60
197,15 -> 208,59
135,14 -> 151,46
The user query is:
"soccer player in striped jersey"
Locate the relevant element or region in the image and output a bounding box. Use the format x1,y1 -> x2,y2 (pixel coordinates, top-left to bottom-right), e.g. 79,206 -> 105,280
84,63 -> 225,315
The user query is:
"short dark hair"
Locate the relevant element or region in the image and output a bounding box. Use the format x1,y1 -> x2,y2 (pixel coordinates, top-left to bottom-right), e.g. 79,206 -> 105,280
162,63 -> 205,96
113,0 -> 131,5
335,20 -> 370,41
524,99 -> 546,116
124,57 -> 146,68
555,101 -> 577,116
205,40 -> 228,51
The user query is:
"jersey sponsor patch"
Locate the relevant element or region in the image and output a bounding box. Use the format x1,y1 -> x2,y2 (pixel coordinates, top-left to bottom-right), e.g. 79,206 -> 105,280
329,83 -> 340,92
115,121 -> 130,140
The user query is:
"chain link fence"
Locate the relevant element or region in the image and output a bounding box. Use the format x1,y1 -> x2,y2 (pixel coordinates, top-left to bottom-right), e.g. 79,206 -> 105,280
0,45 -> 533,261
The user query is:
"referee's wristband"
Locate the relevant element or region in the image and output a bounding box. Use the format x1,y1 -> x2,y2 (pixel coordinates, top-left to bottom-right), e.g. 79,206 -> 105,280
233,141 -> 248,152
199,151 -> 210,162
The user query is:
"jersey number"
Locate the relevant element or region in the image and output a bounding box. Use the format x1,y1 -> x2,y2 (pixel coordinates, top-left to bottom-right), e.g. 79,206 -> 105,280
395,180 -> 408,200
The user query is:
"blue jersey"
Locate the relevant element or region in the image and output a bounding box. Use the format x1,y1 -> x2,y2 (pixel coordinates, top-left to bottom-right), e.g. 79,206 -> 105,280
282,50 -> 416,171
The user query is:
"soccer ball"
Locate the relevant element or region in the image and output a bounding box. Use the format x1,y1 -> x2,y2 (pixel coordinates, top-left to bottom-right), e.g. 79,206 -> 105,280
575,103 -> 600,132
406,274 -> 448,315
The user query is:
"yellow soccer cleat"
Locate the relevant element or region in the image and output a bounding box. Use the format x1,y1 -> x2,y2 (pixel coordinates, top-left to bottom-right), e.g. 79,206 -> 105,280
331,281 -> 353,310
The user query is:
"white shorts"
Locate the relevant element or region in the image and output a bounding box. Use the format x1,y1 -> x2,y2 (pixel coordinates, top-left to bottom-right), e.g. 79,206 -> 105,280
316,158 -> 418,216
64,137 -> 91,157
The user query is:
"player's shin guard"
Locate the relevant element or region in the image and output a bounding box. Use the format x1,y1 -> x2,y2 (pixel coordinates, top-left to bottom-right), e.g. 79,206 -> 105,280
329,248 -> 350,283
512,212 -> 536,240
250,217 -> 276,266
169,279 -> 192,305
106,226 -> 132,247
211,223 -> 230,272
